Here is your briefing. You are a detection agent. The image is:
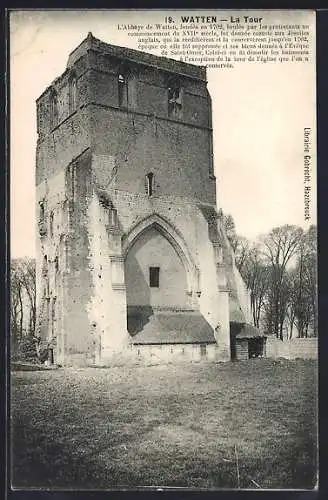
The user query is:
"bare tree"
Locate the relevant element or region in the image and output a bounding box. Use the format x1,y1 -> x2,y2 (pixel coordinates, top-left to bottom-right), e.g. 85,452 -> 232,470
223,213 -> 251,273
223,213 -> 238,252
261,225 -> 304,339
222,216 -> 316,339
18,259 -> 36,336
233,236 -> 251,274
288,226 -> 317,338
11,258 -> 36,340
11,262 -> 23,348
239,245 -> 270,328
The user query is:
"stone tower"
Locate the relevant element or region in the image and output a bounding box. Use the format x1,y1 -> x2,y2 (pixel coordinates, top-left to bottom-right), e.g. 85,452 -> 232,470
35,33 -> 252,366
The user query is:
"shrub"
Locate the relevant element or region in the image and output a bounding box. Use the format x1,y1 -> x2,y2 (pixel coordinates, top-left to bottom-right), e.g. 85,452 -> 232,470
13,336 -> 39,363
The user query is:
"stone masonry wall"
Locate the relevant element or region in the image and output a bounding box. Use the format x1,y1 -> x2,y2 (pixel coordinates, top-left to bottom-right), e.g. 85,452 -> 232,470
266,337 -> 318,360
88,169 -> 232,361
131,343 -> 225,364
36,169 -> 68,363
90,109 -> 216,204
35,36 -> 246,365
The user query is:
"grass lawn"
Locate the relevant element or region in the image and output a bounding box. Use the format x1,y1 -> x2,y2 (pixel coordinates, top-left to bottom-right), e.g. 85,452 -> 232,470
10,358 -> 317,490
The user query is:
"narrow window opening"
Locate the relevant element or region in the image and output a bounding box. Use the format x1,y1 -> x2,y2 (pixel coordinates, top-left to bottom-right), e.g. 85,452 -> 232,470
149,266 -> 160,288
51,297 -> 56,337
71,165 -> 75,202
42,255 -> 48,277
118,73 -> 128,107
50,211 -> 54,237
54,256 -> 59,273
200,344 -> 207,357
146,172 -> 154,196
69,73 -> 78,113
50,90 -> 58,129
39,201 -> 45,221
38,200 -> 47,236
109,207 -> 118,227
168,81 -> 182,119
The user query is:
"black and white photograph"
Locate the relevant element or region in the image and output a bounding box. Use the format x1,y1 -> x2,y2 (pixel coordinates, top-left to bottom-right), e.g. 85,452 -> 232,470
10,9 -> 317,490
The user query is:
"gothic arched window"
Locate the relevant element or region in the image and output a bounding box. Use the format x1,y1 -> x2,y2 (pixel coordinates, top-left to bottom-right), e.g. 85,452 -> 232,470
50,89 -> 58,129
69,73 -> 78,113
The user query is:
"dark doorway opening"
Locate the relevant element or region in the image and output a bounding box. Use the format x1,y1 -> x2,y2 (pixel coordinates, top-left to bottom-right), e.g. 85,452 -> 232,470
48,348 -> 54,365
248,338 -> 265,358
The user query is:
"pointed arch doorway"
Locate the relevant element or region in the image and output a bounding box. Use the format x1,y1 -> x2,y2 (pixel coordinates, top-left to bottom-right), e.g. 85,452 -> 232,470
123,215 -> 196,337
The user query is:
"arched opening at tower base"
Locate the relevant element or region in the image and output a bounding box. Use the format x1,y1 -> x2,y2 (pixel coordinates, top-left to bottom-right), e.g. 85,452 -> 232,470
124,221 -> 216,345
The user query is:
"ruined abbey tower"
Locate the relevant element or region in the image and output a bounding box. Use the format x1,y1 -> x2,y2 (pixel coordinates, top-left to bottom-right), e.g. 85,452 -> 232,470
35,33 -> 252,366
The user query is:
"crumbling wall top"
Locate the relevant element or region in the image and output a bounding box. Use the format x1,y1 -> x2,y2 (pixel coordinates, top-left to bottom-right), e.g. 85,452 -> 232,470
66,32 -> 207,82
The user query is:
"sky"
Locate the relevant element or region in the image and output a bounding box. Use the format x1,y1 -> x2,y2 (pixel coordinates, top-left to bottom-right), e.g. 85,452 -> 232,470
10,10 -> 317,258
